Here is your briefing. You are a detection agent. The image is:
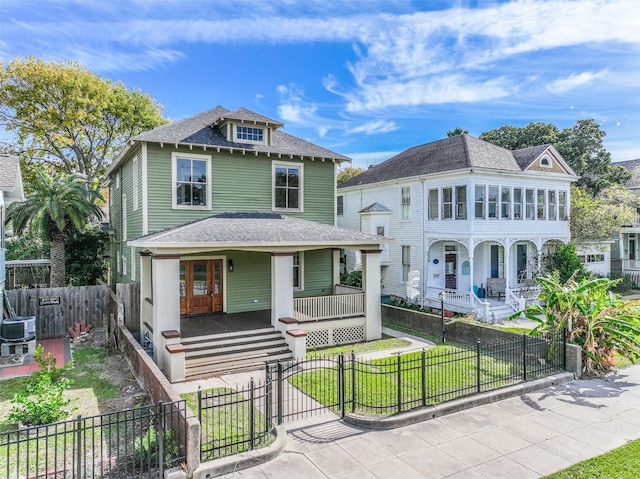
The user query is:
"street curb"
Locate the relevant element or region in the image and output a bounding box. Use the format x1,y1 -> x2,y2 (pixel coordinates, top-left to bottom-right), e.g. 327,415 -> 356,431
344,371 -> 575,430
187,424 -> 287,479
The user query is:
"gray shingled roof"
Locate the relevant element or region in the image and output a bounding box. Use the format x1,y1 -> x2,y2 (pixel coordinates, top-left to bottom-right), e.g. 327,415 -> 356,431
358,202 -> 391,213
129,212 -> 389,250
616,159 -> 640,189
339,135 -> 549,189
130,106 -> 349,162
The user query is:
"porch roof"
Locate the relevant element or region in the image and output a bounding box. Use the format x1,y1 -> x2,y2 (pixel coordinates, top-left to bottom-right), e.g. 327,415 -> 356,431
128,212 -> 391,252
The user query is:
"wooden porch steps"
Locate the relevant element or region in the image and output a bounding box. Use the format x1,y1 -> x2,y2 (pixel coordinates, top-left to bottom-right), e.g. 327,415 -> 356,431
183,327 -> 293,378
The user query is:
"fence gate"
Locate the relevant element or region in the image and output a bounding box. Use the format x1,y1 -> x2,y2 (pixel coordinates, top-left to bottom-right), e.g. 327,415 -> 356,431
269,356 -> 345,424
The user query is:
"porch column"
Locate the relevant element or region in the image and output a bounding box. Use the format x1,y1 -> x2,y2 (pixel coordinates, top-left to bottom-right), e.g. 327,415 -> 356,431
504,247 -> 511,289
151,255 -> 180,367
332,249 -> 341,293
139,252 -> 152,338
362,249 -> 382,341
271,252 -> 294,329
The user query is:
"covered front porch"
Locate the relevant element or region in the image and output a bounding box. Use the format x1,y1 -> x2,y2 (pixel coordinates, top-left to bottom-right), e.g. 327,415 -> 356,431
128,213 -> 388,381
422,236 -> 560,321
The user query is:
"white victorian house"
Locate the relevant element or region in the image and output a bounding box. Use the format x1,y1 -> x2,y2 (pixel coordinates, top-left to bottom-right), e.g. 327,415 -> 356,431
337,135 -> 578,320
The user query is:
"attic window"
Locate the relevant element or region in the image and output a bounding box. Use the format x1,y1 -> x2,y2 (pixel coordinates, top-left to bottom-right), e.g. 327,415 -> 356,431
540,156 -> 551,168
236,125 -> 264,143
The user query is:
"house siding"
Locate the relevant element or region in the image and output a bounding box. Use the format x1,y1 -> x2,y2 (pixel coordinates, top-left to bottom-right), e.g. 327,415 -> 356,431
295,249 -> 334,297
143,144 -> 335,233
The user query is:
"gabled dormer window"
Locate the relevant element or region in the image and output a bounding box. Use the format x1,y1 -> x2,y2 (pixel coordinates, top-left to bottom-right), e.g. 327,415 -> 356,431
235,125 -> 265,144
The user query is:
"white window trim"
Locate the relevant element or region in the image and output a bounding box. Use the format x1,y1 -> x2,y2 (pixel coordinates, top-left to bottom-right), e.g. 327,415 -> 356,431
540,155 -> 552,168
233,124 -> 267,145
401,245 -> 410,283
401,186 -> 411,221
115,172 -> 121,190
131,246 -> 136,281
122,194 -> 127,242
272,161 -> 304,212
171,152 -> 212,210
337,195 -> 344,216
132,157 -> 139,211
293,252 -> 304,291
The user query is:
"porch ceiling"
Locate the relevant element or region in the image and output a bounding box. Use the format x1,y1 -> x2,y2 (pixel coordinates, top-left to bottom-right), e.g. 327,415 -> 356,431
129,213 -> 390,252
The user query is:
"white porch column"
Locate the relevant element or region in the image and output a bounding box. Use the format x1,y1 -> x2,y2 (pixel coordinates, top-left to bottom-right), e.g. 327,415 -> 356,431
362,249 -> 382,340
504,246 -> 511,288
151,255 -> 180,367
332,249 -> 341,293
140,252 -> 152,336
271,252 -> 294,329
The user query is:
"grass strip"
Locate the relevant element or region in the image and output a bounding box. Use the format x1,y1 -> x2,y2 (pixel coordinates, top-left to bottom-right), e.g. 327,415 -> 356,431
542,438 -> 640,478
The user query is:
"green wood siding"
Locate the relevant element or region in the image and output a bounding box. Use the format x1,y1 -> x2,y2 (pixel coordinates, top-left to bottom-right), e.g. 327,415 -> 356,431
145,144 -> 335,232
295,249 -> 334,297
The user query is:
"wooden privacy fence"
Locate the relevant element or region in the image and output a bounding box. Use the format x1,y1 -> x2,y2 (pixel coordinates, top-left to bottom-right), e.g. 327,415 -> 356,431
6,285 -> 109,339
5,283 -> 141,340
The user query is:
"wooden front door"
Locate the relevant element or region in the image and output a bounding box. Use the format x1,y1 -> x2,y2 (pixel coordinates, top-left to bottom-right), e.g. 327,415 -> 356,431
445,253 -> 457,290
179,260 -> 224,315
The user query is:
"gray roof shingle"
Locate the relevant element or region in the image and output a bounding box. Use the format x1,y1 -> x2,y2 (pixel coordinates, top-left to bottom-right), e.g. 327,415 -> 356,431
616,159 -> 640,189
338,135 -> 552,188
131,106 -> 349,162
129,212 -> 389,250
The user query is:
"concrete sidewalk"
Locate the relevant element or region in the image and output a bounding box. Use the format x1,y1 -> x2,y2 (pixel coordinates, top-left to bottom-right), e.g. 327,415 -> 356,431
219,364 -> 640,478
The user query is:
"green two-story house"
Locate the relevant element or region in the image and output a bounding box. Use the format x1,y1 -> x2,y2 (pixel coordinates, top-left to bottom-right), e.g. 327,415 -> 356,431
106,106 -> 386,381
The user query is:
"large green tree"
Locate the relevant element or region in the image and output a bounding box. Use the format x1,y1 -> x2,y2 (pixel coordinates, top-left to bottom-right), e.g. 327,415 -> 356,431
570,185 -> 639,244
0,57 -> 167,193
480,119 -> 630,195
337,166 -> 365,184
7,171 -> 103,287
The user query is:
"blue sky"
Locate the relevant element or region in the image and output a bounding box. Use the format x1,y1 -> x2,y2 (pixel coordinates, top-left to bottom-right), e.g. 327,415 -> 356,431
1,0 -> 639,169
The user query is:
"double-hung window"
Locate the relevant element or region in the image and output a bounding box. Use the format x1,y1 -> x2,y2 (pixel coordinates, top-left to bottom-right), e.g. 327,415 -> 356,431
274,162 -> 302,211
455,185 -> 467,219
501,187 -> 511,219
337,195 -> 344,216
173,153 -> 211,208
559,191 -> 567,220
401,246 -> 411,282
488,186 -> 498,219
442,187 -> 453,219
428,189 -> 439,220
537,189 -> 546,219
514,188 -> 523,219
526,189 -> 535,219
548,190 -> 557,220
401,186 -> 411,220
475,185 -> 485,219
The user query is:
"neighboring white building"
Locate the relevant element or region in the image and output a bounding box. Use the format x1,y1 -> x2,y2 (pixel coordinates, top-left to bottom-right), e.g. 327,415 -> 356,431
576,243 -> 612,278
337,135 -> 578,320
611,159 -> 640,282
0,154 -> 25,310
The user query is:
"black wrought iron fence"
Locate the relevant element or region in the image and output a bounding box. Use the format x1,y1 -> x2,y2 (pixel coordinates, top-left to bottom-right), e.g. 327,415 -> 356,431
197,379 -> 275,461
0,400 -> 187,479
196,329 -> 566,459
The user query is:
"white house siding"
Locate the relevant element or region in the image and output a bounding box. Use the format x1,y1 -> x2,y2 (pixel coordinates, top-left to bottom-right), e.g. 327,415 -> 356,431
339,168 -> 573,302
338,180 -> 425,301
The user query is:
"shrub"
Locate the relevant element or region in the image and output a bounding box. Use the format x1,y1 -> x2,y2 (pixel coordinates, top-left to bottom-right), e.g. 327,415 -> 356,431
340,270 -> 362,288
8,344 -> 74,426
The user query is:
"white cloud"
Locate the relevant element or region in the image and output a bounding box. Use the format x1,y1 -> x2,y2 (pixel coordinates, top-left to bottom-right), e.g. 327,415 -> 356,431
346,150 -> 400,169
546,71 -> 606,95
346,120 -> 398,135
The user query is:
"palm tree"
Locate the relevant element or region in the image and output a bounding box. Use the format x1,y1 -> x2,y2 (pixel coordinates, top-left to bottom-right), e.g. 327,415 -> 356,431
7,171 -> 103,287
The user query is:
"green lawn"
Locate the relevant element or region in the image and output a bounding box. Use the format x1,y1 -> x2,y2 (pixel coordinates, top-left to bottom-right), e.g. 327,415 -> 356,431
542,438 -> 640,478
182,388 -> 273,460
307,334 -> 410,359
291,344 -> 523,416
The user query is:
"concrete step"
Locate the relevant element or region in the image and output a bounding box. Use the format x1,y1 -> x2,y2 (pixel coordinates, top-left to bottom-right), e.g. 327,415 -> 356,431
182,327 -> 293,378
181,327 -> 275,345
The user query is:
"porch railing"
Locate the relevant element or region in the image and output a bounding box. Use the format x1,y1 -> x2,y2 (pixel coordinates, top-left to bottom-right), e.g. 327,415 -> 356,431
294,293 -> 365,322
622,259 -> 640,271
